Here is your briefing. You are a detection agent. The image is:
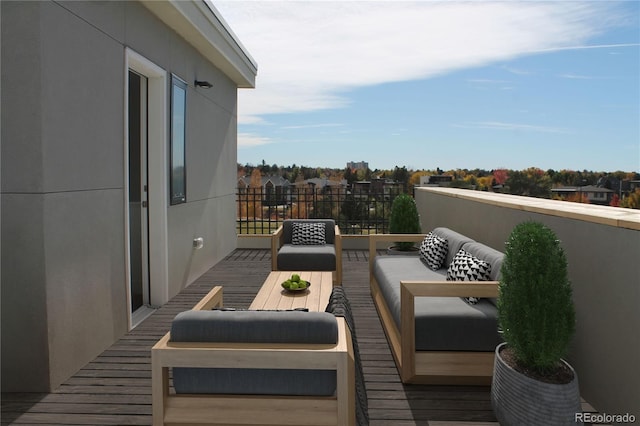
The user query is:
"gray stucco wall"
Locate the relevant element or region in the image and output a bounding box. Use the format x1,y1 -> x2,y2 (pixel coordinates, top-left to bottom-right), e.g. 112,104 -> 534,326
2,1 -> 240,391
415,187 -> 640,419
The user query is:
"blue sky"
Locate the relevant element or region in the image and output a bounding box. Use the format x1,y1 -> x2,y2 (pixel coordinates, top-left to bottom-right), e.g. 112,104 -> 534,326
214,1 -> 640,172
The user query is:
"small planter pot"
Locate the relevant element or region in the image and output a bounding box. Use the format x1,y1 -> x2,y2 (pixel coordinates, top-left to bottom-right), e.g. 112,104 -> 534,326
386,246 -> 419,256
491,343 -> 583,426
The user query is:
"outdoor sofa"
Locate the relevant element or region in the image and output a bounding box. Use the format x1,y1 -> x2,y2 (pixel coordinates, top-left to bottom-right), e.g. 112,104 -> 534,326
369,227 -> 503,385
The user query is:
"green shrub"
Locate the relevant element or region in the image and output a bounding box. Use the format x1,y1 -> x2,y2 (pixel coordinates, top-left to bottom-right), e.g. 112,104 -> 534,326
388,193 -> 421,250
498,221 -> 576,374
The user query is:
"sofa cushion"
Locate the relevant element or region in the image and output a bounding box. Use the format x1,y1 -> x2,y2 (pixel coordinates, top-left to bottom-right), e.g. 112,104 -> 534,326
460,241 -> 504,282
419,232 -> 449,270
430,227 -> 475,267
461,241 -> 505,306
373,256 -> 501,351
292,222 -> 326,245
277,244 -> 336,271
374,256 -> 445,326
171,310 -> 338,344
170,310 -> 337,396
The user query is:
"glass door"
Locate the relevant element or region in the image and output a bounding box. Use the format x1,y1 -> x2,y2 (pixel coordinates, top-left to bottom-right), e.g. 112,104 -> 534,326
128,70 -> 150,314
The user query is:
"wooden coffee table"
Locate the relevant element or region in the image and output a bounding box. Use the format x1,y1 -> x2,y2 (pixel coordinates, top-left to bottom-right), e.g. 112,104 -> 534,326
250,271 -> 334,312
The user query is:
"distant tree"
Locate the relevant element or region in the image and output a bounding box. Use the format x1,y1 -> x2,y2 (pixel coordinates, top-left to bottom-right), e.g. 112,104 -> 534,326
493,169 -> 508,186
609,194 -> 621,207
477,176 -> 493,191
505,167 -> 551,198
621,188 -> 640,209
409,170 -> 430,186
250,168 -> 262,188
344,168 -> 357,186
238,169 -> 263,220
392,166 -> 410,190
566,192 -> 590,204
341,194 -> 368,224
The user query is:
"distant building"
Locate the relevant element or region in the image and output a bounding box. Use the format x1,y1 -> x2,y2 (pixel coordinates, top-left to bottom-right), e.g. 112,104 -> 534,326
238,176 -> 291,205
347,161 -> 369,171
301,178 -> 348,192
551,185 -> 615,205
419,175 -> 453,186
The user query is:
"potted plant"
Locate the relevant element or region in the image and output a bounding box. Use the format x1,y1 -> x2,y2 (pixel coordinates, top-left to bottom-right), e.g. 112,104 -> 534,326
492,221 -> 581,426
387,192 -> 421,253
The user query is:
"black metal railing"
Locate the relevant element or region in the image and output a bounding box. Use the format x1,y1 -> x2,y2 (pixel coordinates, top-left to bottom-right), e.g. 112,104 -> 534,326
237,186 -> 410,234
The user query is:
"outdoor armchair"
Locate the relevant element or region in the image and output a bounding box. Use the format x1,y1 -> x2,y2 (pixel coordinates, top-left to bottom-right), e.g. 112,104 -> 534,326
272,219 -> 342,284
151,287 -> 356,426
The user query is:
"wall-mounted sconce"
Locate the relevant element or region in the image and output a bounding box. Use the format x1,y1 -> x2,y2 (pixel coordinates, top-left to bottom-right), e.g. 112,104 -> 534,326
193,237 -> 204,249
195,80 -> 213,89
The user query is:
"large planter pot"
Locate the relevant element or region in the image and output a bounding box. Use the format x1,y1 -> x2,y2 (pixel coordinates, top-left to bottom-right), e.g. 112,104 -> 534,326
491,343 -> 583,426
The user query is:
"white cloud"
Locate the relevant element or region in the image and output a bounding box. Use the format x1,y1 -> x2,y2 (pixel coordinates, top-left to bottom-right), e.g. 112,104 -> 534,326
456,121 -> 571,134
216,1 -> 621,124
558,73 -> 597,80
281,123 -> 344,130
238,133 -> 273,148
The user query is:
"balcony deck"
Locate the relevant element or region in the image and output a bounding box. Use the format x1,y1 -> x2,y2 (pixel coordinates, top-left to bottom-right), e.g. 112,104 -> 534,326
1,249 -> 593,425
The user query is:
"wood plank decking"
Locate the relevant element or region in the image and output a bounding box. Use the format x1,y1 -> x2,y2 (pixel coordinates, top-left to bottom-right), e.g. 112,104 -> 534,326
2,249 -> 500,425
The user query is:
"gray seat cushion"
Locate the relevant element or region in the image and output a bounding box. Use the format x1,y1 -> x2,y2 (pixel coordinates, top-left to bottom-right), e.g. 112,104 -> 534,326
277,244 -> 337,271
277,219 -> 338,271
373,256 -> 502,351
170,310 -> 338,396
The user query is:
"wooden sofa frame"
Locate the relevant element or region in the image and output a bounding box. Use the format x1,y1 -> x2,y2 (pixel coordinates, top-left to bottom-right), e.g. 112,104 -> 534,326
152,286 -> 356,426
271,223 -> 343,285
369,234 -> 500,385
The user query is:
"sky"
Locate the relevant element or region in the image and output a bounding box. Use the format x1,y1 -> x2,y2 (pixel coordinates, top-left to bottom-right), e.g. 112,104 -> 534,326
214,1 -> 640,173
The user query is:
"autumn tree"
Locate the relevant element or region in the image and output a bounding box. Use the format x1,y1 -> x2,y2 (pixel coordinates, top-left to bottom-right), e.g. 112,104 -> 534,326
621,188 -> 640,209
609,194 -> 620,207
493,169 -> 508,186
241,169 -> 263,219
409,170 -> 430,186
505,167 -> 551,198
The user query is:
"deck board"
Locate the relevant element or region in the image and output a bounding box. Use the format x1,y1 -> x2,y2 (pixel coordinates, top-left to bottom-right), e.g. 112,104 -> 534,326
2,249 -> 501,425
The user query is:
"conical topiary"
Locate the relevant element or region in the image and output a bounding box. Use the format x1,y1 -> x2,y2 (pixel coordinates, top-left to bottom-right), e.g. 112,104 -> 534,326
388,193 -> 421,251
498,221 -> 576,374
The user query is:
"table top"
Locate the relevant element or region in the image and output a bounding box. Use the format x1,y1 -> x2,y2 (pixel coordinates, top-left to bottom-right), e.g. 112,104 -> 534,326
249,270 -> 334,312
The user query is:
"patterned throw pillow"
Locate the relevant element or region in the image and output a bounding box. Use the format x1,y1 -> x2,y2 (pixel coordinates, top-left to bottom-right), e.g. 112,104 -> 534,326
291,222 -> 326,245
446,249 -> 492,304
419,232 -> 448,270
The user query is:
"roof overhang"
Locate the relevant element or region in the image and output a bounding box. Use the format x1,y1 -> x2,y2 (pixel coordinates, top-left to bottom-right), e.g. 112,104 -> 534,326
140,0 -> 257,88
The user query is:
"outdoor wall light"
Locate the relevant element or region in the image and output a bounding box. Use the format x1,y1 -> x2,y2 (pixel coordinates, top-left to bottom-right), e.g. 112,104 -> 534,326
195,80 -> 213,88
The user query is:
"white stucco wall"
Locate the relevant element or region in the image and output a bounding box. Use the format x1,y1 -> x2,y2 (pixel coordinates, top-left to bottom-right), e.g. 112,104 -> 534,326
1,0 -> 252,391
414,187 -> 640,420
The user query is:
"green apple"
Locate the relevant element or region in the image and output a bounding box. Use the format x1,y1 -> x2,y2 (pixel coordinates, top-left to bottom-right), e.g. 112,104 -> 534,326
291,274 -> 300,282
